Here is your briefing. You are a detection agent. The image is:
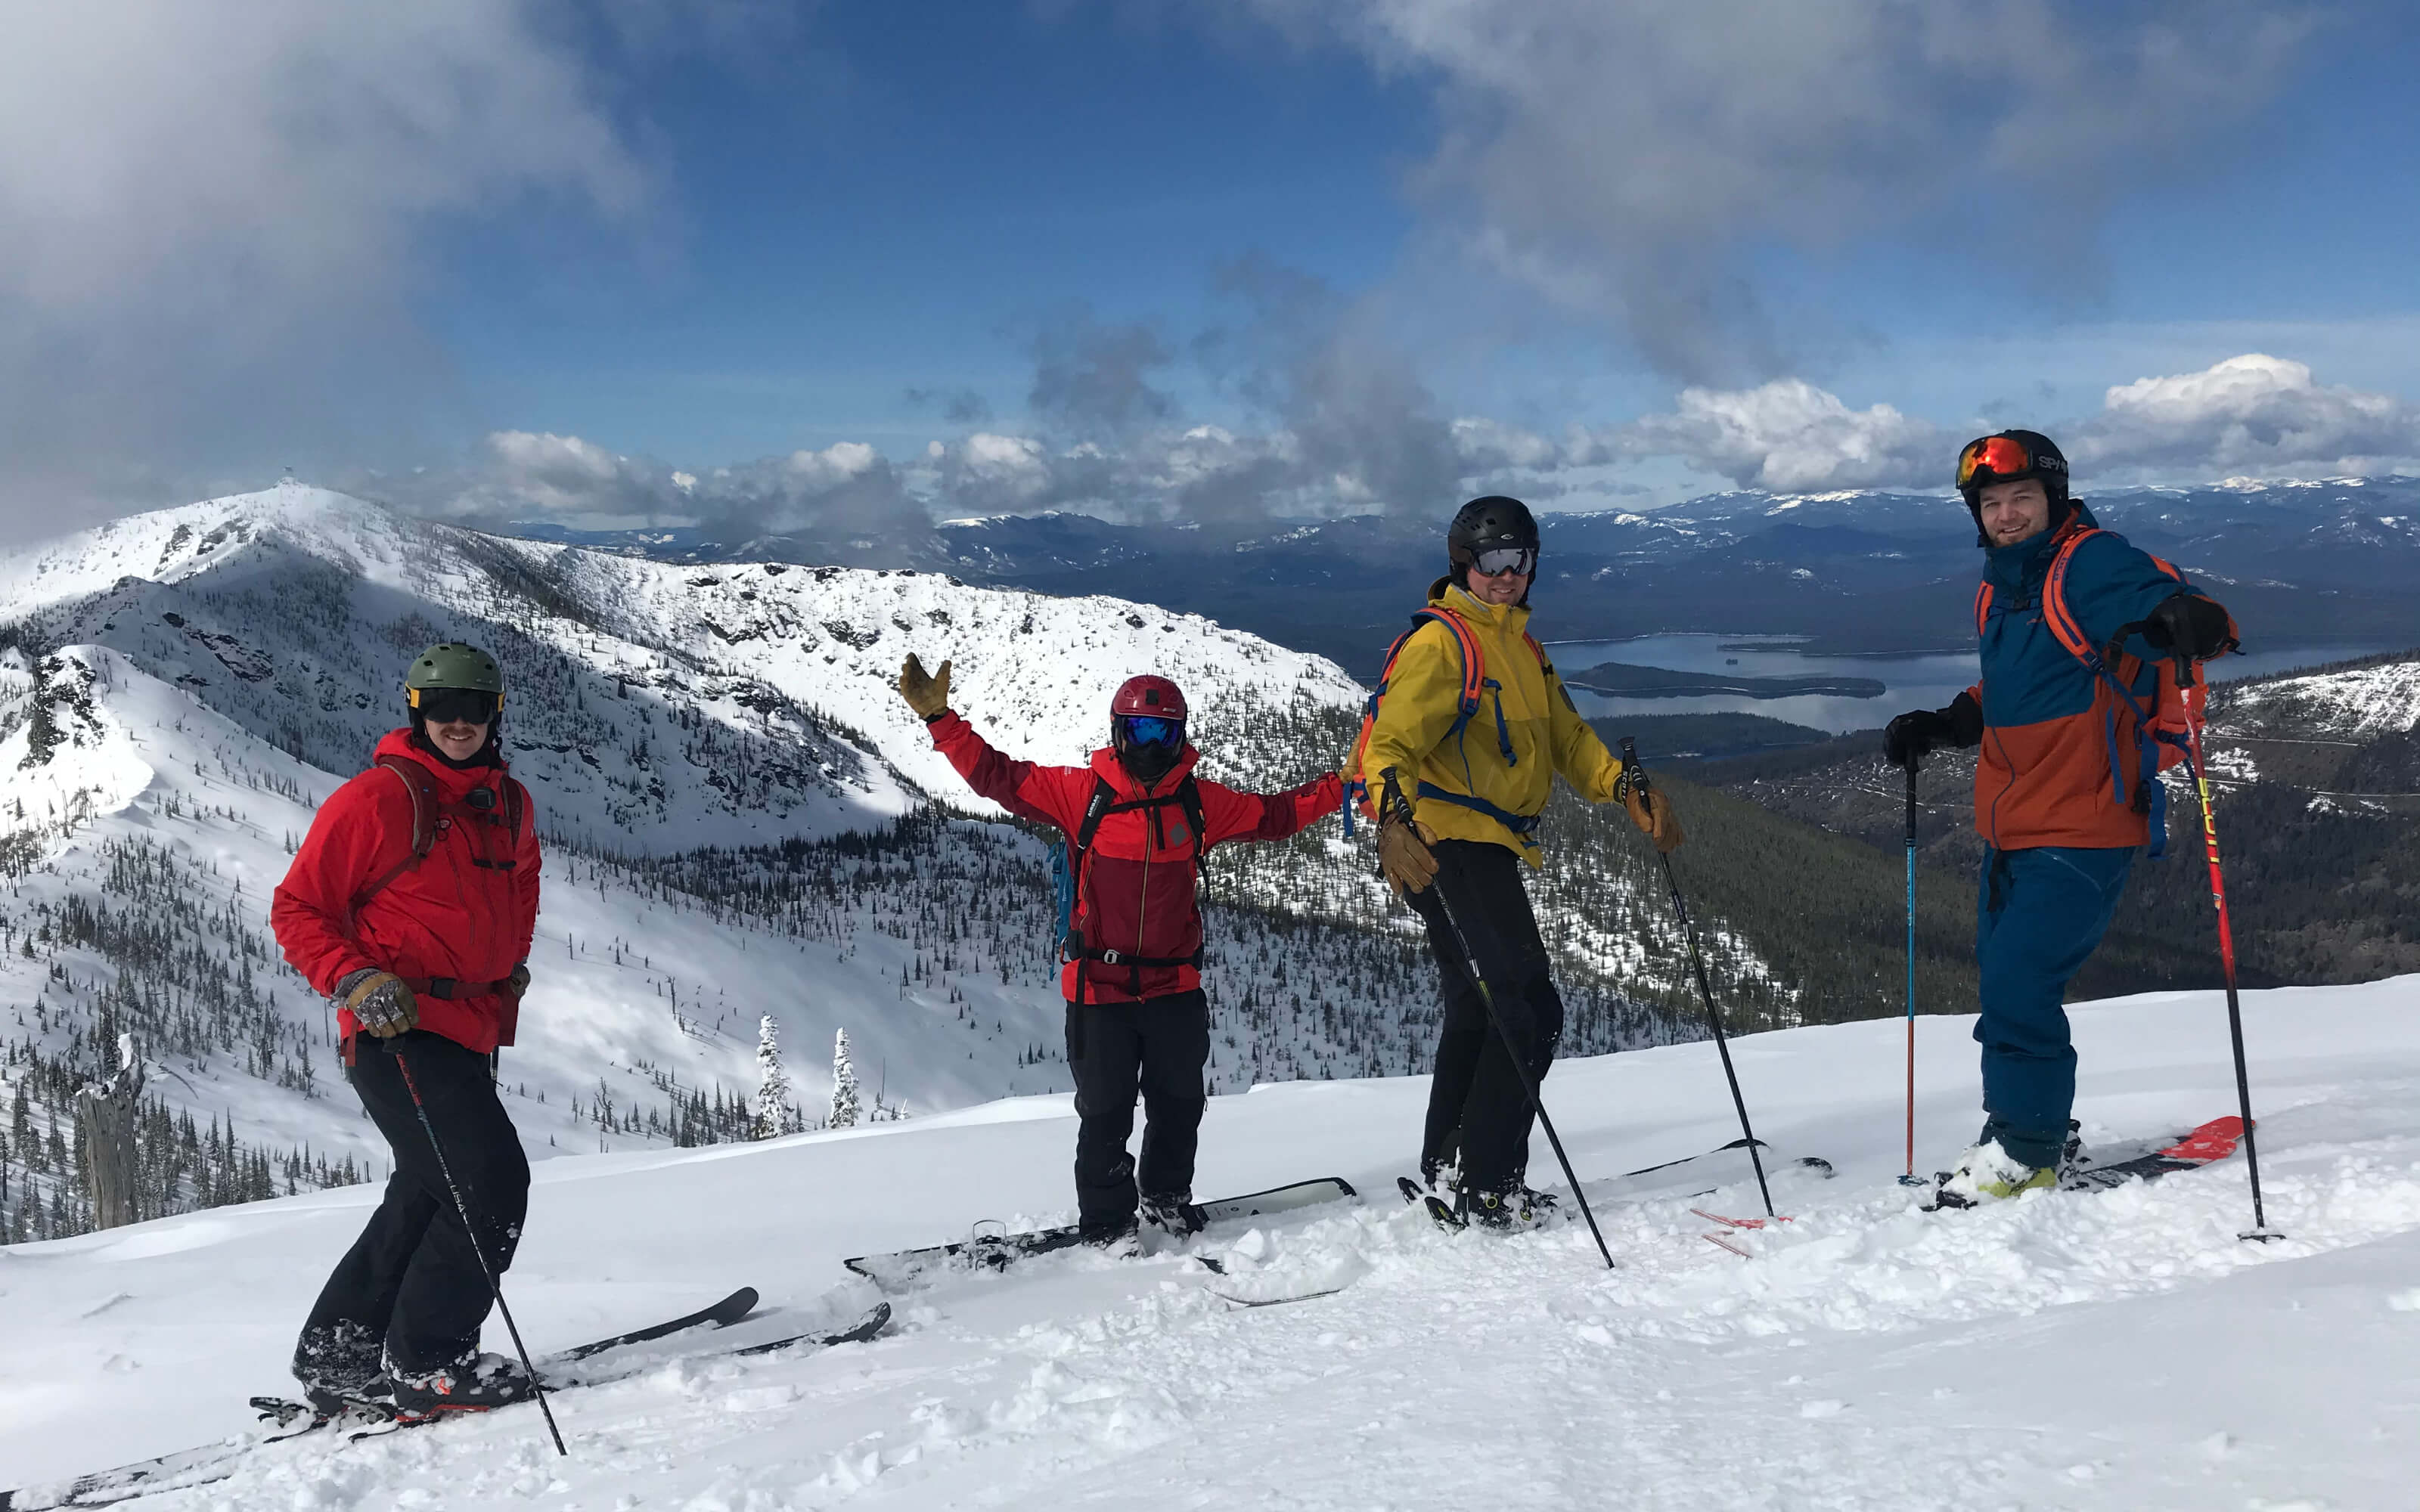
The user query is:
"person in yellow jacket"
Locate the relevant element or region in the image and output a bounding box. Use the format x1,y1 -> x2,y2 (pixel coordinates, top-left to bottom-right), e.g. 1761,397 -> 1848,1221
1357,495 -> 1683,1229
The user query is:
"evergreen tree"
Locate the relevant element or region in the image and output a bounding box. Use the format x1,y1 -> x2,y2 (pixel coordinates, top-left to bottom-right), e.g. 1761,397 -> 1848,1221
751,1015 -> 791,1141
829,1027 -> 861,1129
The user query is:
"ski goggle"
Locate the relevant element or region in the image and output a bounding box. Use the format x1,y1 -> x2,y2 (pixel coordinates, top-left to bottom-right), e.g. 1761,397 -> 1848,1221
1469,544 -> 1537,578
1956,435 -> 2037,490
411,686 -> 501,724
1119,715 -> 1184,747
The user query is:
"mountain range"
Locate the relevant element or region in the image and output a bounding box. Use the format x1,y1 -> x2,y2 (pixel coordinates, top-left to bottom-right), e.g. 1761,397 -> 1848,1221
511,476 -> 2420,670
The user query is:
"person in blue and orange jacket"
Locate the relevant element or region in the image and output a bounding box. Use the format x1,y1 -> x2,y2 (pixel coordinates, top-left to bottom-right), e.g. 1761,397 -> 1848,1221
898,654 -> 1342,1244
1882,431 -> 2236,1206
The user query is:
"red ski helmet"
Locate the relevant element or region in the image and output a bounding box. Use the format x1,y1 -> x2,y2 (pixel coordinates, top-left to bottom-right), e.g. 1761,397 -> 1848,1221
1110,675 -> 1187,720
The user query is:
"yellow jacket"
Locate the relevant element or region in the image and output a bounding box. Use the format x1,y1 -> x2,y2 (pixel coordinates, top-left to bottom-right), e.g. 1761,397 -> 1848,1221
1355,580 -> 1624,866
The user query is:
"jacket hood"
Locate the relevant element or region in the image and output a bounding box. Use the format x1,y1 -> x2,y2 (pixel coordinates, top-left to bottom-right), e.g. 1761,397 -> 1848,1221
374,728 -> 513,804
1088,741 -> 1201,798
1427,578 -> 1534,639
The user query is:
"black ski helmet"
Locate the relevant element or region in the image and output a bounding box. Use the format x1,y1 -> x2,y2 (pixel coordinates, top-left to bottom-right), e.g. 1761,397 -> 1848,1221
1446,495 -> 1540,596
1955,430 -> 2070,545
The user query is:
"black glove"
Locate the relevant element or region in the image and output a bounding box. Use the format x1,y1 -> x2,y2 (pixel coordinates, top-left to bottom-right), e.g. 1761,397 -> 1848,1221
1882,690 -> 1983,771
2138,593 -> 2236,662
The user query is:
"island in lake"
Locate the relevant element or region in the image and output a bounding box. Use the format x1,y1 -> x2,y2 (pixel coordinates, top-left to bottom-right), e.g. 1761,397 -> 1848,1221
1559,659 -> 1887,700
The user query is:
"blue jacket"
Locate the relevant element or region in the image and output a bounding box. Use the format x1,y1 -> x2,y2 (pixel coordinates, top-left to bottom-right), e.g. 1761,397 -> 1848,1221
1969,502 -> 2221,850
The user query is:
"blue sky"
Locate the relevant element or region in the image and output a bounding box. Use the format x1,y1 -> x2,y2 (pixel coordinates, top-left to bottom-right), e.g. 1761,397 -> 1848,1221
2,1 -> 2418,539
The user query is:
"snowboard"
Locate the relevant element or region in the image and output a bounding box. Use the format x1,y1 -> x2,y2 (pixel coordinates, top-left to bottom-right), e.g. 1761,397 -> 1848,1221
843,1177 -> 1358,1291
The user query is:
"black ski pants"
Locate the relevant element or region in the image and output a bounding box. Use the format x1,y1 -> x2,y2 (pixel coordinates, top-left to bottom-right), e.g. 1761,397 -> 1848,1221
1064,989 -> 1211,1229
298,1030 -> 529,1377
1406,839 -> 1565,1194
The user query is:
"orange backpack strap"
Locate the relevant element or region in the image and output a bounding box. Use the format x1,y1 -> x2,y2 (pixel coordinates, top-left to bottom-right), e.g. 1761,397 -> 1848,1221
1347,607 -> 1491,829
2038,527 -> 2104,660
1972,581 -> 1994,637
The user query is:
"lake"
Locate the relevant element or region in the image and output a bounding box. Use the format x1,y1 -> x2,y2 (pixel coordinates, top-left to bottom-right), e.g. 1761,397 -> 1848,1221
1547,634 -> 2391,734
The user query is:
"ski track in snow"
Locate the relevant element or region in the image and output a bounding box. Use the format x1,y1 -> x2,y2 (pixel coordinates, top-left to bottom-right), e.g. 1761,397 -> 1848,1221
5,981 -> 2420,1509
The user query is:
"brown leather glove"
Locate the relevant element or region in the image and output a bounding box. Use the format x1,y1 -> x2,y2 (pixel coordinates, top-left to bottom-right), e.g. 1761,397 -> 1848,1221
1376,771 -> 1440,896
337,968 -> 418,1038
1622,774 -> 1686,854
898,654 -> 953,721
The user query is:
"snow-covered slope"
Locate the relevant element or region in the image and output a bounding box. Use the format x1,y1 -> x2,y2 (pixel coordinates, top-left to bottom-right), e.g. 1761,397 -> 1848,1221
3,976 -> 2417,1508
2216,651 -> 2420,741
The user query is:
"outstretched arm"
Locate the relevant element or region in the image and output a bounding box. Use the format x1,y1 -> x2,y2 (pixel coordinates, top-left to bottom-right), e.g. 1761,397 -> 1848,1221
926,709 -> 1092,835
1199,771 -> 1343,847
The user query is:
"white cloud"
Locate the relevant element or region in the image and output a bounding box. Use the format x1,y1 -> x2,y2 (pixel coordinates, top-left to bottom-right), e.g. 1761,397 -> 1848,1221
2075,354 -> 2420,477
1609,380 -> 1947,493
0,2 -> 661,539
1222,1 -> 2312,383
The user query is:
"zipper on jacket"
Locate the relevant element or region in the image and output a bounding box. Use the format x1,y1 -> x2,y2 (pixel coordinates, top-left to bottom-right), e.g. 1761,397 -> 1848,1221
1131,799 -> 1155,996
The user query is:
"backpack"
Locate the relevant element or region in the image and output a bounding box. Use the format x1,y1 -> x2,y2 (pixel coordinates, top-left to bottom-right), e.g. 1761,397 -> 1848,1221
1343,605 -> 1552,844
1051,773 -> 1209,998
346,754 -> 526,925
1972,528 -> 2204,859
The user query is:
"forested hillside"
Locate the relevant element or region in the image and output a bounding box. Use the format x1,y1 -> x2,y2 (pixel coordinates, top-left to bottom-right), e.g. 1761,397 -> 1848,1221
1680,649 -> 2420,999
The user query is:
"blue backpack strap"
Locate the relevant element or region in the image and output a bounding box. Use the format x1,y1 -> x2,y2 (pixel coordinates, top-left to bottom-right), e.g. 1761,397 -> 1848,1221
1414,782 -> 1542,847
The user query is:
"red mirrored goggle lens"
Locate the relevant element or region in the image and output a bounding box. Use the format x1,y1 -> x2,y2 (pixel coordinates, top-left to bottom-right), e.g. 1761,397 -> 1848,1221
1956,435 -> 2033,488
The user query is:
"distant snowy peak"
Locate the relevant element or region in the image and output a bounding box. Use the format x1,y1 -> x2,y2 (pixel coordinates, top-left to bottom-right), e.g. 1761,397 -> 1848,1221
0,487 -> 1360,855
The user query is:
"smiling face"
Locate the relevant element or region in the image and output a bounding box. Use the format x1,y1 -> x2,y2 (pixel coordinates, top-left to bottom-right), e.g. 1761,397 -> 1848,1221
427,714 -> 492,762
1466,562 -> 1530,606
1976,478 -> 2053,547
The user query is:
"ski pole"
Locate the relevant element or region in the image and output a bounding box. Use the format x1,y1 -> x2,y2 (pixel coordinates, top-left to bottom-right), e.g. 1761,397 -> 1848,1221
1423,883 -> 1616,1270
1620,739 -> 1776,1219
2171,658 -> 2282,1243
382,1036 -> 569,1453
1901,755 -> 1922,1186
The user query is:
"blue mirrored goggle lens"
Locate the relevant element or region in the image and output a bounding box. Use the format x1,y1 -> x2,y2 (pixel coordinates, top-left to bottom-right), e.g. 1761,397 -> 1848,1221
1122,716 -> 1182,746
1471,545 -> 1535,578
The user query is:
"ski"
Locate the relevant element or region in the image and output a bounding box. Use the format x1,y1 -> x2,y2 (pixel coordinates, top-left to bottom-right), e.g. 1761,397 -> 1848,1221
1208,1284 -> 1350,1308
2062,1115 -> 2249,1191
1917,1116 -> 2251,1212
5,1287 -> 768,1512
843,1178 -> 1358,1291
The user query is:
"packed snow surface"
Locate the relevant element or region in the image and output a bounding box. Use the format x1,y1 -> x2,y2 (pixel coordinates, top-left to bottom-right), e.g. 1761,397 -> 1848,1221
6,977 -> 2420,1508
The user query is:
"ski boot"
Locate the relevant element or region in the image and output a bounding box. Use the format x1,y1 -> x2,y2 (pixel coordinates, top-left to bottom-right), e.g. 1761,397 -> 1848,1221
1461,1182 -> 1558,1233
381,1349 -> 540,1418
1930,1139 -> 2057,1210
1139,1191 -> 1207,1240
292,1321 -> 395,1421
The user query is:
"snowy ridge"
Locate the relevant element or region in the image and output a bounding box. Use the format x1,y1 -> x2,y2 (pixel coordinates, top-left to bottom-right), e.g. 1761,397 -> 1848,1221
2216,652 -> 2420,740
2,977 -> 2417,1507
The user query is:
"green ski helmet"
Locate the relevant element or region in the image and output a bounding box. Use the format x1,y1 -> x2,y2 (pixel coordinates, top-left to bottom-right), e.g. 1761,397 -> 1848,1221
405,643 -> 504,722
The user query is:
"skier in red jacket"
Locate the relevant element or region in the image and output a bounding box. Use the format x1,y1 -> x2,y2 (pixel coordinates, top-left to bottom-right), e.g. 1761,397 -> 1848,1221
271,643 -> 541,1418
899,654 -> 1342,1241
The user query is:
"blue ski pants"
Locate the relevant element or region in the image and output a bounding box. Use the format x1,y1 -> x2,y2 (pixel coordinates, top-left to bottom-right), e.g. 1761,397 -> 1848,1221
1972,844 -> 2135,1168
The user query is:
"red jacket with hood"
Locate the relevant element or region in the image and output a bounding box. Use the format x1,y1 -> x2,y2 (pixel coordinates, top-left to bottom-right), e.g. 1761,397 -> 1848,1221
272,730 -> 541,1056
928,711 -> 1341,1004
